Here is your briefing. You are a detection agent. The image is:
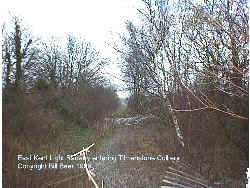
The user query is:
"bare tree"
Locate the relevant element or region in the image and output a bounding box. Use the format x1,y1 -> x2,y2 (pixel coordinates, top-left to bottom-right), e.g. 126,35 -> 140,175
2,15 -> 37,90
2,23 -> 13,88
63,35 -> 107,91
180,0 -> 249,119
119,0 -> 186,146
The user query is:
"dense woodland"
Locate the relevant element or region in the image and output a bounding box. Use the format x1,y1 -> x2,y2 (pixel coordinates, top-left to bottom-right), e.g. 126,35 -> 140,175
2,0 -> 249,187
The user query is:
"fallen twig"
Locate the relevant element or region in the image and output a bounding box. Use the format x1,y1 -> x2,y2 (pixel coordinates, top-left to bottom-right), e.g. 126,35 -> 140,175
71,143 -> 103,188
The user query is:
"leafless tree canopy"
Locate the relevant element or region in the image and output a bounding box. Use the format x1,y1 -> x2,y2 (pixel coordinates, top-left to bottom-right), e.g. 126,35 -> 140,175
120,0 -> 248,118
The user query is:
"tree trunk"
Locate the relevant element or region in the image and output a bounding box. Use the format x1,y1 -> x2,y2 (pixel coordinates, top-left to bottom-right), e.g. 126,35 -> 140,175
14,19 -> 23,88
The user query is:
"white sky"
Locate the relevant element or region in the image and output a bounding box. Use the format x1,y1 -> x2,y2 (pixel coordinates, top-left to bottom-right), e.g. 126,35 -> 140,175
1,0 -> 145,98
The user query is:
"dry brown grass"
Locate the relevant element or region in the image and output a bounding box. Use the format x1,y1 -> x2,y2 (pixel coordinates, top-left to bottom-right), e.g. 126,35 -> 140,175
2,86 -> 118,188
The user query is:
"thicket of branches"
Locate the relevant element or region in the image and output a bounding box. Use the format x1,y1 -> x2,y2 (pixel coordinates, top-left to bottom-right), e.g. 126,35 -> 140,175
118,0 -> 248,182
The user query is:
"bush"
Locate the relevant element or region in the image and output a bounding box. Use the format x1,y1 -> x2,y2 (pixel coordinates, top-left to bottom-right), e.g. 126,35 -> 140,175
34,78 -> 51,91
70,85 -> 120,127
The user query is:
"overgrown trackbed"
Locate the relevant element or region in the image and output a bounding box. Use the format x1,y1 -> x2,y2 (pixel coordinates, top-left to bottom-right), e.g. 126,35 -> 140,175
90,116 -> 179,188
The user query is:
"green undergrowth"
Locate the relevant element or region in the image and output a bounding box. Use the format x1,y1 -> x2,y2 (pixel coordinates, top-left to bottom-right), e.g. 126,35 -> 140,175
59,123 -> 115,155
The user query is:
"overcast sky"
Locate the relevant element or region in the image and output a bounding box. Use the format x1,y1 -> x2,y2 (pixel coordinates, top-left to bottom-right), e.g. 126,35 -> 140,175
1,0 -> 145,98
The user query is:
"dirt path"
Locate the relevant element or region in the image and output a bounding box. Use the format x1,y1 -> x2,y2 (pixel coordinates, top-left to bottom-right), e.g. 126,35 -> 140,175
90,117 -> 178,188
